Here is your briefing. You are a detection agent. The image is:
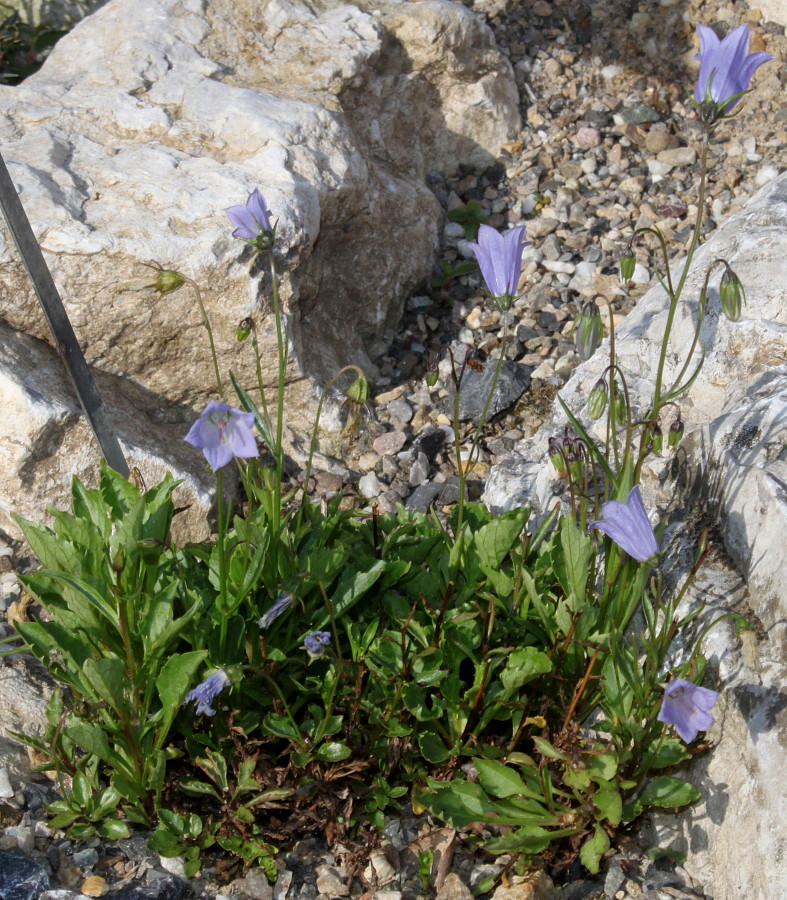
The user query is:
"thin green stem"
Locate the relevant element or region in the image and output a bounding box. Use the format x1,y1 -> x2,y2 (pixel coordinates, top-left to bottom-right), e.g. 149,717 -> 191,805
651,133 -> 710,416
185,277 -> 225,400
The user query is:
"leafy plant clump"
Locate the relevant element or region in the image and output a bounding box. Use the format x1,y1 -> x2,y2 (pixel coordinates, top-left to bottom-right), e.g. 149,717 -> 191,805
11,461 -> 704,878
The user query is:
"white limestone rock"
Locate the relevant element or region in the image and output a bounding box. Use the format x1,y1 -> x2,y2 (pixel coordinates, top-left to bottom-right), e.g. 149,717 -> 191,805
484,173 -> 787,900
0,0 -> 519,537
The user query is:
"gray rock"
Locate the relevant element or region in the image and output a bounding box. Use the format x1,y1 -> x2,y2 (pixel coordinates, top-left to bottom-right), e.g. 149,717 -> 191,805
404,481 -> 441,512
113,872 -> 186,900
0,851 -> 49,900
451,360 -> 531,424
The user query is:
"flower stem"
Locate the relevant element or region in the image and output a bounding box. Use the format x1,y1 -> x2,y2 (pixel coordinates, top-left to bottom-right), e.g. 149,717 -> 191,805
185,277 -> 225,400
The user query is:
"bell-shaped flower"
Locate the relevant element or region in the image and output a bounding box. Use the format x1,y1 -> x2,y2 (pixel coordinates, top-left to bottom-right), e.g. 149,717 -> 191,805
257,591 -> 293,630
657,678 -> 719,743
589,485 -> 659,562
304,630 -> 332,658
694,23 -> 773,114
185,669 -> 230,717
468,224 -> 529,308
226,189 -> 273,241
184,400 -> 258,472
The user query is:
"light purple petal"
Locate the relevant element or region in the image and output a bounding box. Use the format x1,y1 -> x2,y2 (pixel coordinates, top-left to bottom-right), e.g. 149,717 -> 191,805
657,678 -> 718,743
694,24 -> 722,101
589,486 -> 659,562
472,224 -> 528,299
204,442 -> 235,472
225,205 -> 259,240
246,189 -> 272,231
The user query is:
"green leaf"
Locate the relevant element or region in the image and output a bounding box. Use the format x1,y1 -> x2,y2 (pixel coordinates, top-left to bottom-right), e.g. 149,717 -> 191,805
499,647 -> 552,697
314,742 -> 352,762
418,731 -> 452,765
82,657 -> 126,716
474,758 -> 531,800
482,825 -> 554,855
473,507 -> 530,570
593,787 -> 622,826
556,514 -> 593,599
70,772 -> 93,809
587,753 -> 618,782
639,776 -> 700,809
99,819 -> 131,840
148,829 -> 183,856
177,779 -> 223,801
580,825 -> 610,874
155,650 -> 208,745
262,713 -> 302,744
648,738 -> 691,769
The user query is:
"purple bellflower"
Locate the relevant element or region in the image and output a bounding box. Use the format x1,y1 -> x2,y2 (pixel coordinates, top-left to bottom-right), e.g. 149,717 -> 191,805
257,591 -> 294,630
304,630 -> 332,658
225,189 -> 273,241
694,23 -> 773,114
589,485 -> 659,563
657,678 -> 719,743
184,400 -> 258,472
469,224 -> 530,307
186,669 -> 230,717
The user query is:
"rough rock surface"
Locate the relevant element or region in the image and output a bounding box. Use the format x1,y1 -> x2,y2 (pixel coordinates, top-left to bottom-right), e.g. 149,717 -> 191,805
0,0 -> 518,539
485,173 -> 787,900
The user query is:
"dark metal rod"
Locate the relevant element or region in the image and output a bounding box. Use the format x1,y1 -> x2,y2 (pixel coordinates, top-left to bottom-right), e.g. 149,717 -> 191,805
0,150 -> 129,477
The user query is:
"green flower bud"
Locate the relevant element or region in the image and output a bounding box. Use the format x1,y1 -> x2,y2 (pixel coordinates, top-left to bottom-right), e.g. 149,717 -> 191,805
619,247 -> 636,282
346,371 -> 369,404
612,383 -> 626,421
668,417 -> 685,449
587,378 -> 608,420
425,370 -> 439,387
652,425 -> 664,456
719,265 -> 746,322
236,317 -> 253,342
154,268 -> 186,297
548,436 -> 566,474
574,301 -> 604,361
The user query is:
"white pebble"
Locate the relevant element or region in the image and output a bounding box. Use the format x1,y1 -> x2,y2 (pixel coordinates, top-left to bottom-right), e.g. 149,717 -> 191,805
755,165 -> 779,188
358,472 -> 381,499
631,263 -> 651,285
541,260 -> 575,274
0,767 -> 14,799
601,64 -> 622,79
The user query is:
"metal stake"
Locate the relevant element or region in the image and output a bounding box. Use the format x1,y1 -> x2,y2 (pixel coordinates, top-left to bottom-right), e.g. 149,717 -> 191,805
0,150 -> 129,477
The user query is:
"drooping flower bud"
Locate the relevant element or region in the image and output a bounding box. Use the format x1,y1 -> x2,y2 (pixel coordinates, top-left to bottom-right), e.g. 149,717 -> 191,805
236,317 -> 253,342
652,425 -> 664,456
574,300 -> 604,361
587,378 -> 608,420
426,370 -> 439,387
611,383 -> 626,422
155,268 -> 187,296
548,436 -> 566,474
719,265 -> 746,322
619,246 -> 636,282
668,416 -> 685,449
346,370 -> 369,404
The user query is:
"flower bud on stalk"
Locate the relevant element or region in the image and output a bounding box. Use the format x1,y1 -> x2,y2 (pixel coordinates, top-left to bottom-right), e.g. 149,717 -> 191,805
612,383 -> 626,422
346,371 -> 369,404
587,378 -> 608,420
668,416 -> 685,449
236,317 -> 253,342
574,300 -> 604,361
548,436 -> 566,474
619,246 -> 636,282
652,425 -> 664,456
719,265 -> 746,322
567,449 -> 582,483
